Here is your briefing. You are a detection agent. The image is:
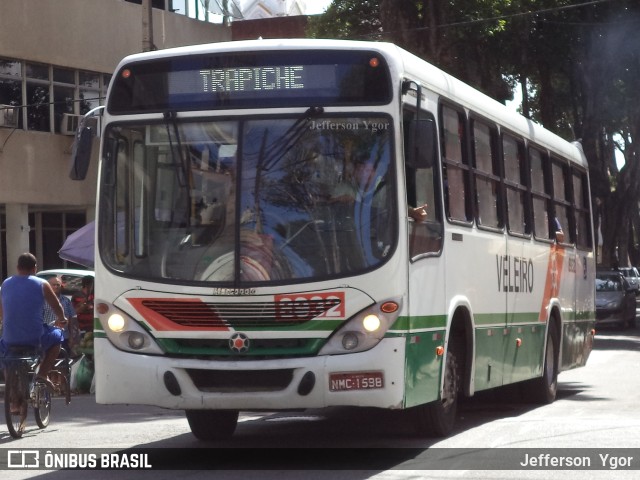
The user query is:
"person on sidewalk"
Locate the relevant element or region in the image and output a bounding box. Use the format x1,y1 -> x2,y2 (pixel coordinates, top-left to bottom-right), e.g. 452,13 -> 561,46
0,253 -> 68,390
43,275 -> 79,356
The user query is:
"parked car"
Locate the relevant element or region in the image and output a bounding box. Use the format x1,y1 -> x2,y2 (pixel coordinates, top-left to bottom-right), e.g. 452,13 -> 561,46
617,266 -> 640,295
595,270 -> 637,329
36,268 -> 94,300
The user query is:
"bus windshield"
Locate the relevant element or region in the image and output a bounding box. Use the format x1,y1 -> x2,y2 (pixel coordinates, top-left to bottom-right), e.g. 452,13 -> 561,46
99,115 -> 397,285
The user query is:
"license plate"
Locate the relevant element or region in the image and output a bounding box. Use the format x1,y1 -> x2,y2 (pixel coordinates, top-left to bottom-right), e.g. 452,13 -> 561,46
329,371 -> 384,391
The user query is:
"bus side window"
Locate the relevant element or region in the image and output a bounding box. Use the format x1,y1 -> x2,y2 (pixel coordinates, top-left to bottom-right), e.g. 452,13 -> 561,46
529,147 -> 551,241
471,118 -> 501,229
440,105 -> 471,222
403,108 -> 442,258
502,134 -> 529,235
573,169 -> 592,250
551,158 -> 572,244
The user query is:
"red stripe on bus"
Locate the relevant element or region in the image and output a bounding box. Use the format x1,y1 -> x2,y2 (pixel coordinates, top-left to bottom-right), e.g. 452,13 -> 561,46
538,244 -> 565,321
127,297 -> 230,332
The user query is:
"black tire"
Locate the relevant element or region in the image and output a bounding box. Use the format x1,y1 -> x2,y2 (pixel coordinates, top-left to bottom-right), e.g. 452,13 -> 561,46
4,365 -> 29,439
413,339 -> 461,437
627,311 -> 637,329
521,325 -> 558,404
185,410 -> 239,441
63,370 -> 72,405
33,380 -> 52,429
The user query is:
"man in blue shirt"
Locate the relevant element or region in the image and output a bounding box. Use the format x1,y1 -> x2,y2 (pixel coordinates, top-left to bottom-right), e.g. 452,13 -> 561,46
0,253 -> 68,388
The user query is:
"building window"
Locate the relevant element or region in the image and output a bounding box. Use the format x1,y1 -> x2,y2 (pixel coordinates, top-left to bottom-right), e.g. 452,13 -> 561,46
26,62 -> 50,132
0,57 -> 108,133
53,67 -> 75,134
0,58 -> 23,128
79,71 -> 101,114
30,212 -> 88,270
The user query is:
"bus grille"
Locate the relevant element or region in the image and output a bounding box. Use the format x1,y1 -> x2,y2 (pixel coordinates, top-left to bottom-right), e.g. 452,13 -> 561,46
186,368 -> 294,392
140,298 -> 341,328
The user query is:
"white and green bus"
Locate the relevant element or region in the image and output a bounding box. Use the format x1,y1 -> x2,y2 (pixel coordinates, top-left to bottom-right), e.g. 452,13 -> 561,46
72,39 -> 595,439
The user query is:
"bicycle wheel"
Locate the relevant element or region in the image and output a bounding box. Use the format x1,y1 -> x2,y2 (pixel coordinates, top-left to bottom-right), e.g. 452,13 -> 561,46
60,351 -> 72,405
34,379 -> 52,429
4,363 -> 29,438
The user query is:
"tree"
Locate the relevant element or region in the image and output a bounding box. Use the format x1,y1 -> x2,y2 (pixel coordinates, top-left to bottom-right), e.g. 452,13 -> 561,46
308,0 -> 640,267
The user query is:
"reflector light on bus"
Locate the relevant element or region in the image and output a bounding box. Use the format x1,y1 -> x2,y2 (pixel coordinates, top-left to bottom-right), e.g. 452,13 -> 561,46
380,301 -> 399,313
97,302 -> 109,315
342,333 -> 359,350
369,57 -> 380,68
128,332 -> 146,349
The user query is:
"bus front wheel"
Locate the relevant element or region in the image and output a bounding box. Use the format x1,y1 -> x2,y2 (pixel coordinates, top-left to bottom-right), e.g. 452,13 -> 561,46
413,340 -> 461,437
186,409 -> 239,441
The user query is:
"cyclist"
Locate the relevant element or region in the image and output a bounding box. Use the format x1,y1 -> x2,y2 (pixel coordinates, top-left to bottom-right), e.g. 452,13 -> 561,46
0,253 -> 68,391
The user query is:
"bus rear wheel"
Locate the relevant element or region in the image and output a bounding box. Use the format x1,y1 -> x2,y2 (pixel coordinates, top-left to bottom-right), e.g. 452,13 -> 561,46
520,326 -> 558,404
413,340 -> 461,437
186,409 -> 239,441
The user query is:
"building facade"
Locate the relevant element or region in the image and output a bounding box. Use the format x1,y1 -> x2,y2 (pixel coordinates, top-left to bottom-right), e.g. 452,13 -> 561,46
0,0 -> 230,279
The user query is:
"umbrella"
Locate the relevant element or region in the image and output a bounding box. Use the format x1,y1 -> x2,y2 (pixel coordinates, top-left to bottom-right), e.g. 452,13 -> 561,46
58,221 -> 95,268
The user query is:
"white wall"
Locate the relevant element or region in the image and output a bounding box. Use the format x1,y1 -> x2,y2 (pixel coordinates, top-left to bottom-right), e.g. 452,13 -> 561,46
1,0 -> 231,73
0,0 -> 231,207
0,0 -> 231,273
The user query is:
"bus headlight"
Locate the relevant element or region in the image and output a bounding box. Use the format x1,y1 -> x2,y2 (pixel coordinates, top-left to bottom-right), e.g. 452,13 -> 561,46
107,313 -> 126,332
318,298 -> 402,355
362,314 -> 381,332
98,303 -> 164,355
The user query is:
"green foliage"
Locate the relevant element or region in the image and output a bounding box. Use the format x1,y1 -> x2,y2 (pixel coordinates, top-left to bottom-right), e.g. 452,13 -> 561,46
307,0 -> 640,266
306,0 -> 382,40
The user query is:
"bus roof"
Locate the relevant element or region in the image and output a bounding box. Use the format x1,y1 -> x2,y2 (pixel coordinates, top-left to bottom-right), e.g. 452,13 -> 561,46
114,38 -> 586,168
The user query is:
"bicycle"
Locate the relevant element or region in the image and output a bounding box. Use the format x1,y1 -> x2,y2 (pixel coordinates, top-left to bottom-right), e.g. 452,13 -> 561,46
3,345 -> 72,439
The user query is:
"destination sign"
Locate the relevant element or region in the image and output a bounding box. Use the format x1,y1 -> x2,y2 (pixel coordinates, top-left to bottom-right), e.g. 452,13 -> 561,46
200,66 -> 304,92
168,64 -> 329,96
108,50 -> 391,113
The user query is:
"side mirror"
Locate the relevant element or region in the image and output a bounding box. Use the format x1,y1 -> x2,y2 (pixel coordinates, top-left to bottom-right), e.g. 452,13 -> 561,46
69,106 -> 104,181
406,118 -> 437,169
69,125 -> 93,180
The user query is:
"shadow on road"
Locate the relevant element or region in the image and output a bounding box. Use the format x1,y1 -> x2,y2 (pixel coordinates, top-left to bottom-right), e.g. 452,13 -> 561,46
593,324 -> 640,351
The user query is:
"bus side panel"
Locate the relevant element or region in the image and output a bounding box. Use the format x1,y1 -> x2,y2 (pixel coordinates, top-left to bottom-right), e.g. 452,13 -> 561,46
502,240 -> 549,385
404,256 -> 447,408
447,228 -> 508,391
562,248 -> 596,369
501,323 -> 546,384
403,316 -> 447,408
473,325 -> 507,391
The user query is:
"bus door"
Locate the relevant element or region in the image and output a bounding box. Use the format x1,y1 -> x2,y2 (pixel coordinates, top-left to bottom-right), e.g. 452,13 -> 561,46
402,101 -> 446,407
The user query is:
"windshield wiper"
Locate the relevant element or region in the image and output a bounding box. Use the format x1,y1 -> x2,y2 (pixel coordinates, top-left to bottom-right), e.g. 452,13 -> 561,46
261,106 -> 325,172
163,111 -> 194,234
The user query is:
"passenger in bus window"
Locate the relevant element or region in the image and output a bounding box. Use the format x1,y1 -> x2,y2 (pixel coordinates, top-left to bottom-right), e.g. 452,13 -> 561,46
331,159 -> 383,204
554,217 -> 565,243
409,204 -> 428,222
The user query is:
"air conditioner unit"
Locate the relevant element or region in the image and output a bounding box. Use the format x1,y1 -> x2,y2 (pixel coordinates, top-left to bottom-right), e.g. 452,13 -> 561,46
61,113 -> 84,135
0,104 -> 19,128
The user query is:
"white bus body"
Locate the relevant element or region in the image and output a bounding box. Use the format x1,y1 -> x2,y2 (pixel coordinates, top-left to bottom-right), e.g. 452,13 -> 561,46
75,39 -> 594,438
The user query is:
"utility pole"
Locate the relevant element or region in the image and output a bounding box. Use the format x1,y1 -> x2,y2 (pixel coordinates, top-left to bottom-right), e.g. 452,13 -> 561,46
142,0 -> 156,52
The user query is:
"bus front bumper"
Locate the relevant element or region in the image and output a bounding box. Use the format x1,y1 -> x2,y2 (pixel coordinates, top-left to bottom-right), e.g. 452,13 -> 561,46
94,337 -> 406,410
